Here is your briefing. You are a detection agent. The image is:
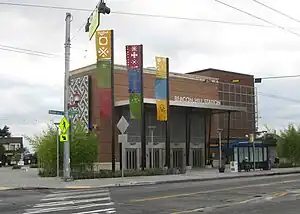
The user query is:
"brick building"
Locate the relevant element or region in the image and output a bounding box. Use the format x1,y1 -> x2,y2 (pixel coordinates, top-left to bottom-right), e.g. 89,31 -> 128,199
69,65 -> 255,170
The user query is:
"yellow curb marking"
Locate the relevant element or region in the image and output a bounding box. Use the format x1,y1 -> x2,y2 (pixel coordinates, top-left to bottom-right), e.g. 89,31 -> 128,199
0,187 -> 12,190
66,186 -> 91,189
272,192 -> 288,197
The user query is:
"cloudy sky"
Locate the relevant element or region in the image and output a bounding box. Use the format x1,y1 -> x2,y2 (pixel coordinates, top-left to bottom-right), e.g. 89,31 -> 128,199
1,0 -> 300,150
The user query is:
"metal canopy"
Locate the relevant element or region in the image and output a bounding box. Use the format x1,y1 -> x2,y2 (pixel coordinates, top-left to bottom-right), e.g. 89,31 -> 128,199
115,98 -> 247,112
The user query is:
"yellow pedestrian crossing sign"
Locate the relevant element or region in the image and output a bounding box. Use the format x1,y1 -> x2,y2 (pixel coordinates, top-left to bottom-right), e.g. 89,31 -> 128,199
59,117 -> 69,134
60,134 -> 68,142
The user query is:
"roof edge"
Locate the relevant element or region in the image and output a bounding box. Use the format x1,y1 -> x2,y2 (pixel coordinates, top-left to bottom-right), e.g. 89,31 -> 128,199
188,68 -> 254,77
70,64 -> 220,83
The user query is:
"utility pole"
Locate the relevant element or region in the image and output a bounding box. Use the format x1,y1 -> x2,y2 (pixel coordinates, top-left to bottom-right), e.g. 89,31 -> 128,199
63,12 -> 72,181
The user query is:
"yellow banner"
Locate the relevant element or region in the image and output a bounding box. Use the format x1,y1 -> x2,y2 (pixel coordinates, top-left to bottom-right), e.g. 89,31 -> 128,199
156,100 -> 168,121
95,30 -> 112,60
155,56 -> 167,79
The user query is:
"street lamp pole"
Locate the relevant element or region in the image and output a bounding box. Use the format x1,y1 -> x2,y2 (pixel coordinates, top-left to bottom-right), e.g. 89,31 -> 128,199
217,128 -> 223,171
63,13 -> 72,180
148,126 -> 156,168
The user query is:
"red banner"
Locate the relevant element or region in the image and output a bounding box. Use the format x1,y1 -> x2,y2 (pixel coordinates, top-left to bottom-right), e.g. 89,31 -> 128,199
98,88 -> 112,118
126,45 -> 142,69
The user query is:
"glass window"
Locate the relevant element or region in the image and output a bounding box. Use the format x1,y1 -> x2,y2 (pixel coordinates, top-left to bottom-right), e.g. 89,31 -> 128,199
223,84 -> 229,91
247,95 -> 254,103
224,92 -> 229,101
230,94 -> 235,102
219,92 -> 223,100
230,85 -> 235,93
239,148 -> 244,163
241,95 -> 247,102
255,147 -> 260,162
249,147 -> 253,162
258,147 -> 263,162
241,86 -> 247,94
234,147 -> 238,162
264,148 -> 268,161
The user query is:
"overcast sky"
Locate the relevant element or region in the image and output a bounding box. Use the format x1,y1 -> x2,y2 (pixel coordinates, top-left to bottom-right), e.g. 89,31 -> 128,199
1,0 -> 300,150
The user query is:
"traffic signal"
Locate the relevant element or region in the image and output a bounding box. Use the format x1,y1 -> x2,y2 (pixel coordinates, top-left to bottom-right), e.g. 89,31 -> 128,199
98,1 -> 111,14
85,17 -> 91,32
84,0 -> 111,33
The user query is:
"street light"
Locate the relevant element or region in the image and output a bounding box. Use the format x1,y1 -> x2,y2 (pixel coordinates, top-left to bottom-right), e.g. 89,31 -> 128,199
217,128 -> 224,173
148,126 -> 156,168
68,92 -> 81,109
246,131 -> 267,171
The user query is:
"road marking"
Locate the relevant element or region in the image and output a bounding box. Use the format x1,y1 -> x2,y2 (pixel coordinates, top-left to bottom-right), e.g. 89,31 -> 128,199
34,197 -> 111,208
129,179 -> 299,202
24,202 -> 115,214
41,192 -> 110,201
67,186 -> 92,189
47,189 -> 109,197
23,188 -> 116,214
73,208 -> 116,214
171,197 -> 261,214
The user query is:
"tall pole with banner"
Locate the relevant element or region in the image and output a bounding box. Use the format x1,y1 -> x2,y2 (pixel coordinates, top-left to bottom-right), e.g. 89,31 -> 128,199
126,45 -> 145,169
155,57 -> 170,168
95,30 -> 115,172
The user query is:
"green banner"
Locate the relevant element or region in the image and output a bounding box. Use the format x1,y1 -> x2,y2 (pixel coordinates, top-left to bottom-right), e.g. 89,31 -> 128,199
96,60 -> 111,88
129,93 -> 142,120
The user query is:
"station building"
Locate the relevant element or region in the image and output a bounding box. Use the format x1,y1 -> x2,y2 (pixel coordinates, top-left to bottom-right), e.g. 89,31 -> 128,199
69,65 -> 256,170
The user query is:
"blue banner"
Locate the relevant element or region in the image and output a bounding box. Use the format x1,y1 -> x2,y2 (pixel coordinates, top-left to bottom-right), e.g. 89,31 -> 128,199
155,78 -> 167,100
128,69 -> 141,94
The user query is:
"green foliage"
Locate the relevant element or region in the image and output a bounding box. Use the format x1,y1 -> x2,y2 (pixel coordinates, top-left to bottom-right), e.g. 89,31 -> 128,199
25,121 -> 98,176
39,167 -> 166,180
277,124 -> 300,164
0,144 -> 4,157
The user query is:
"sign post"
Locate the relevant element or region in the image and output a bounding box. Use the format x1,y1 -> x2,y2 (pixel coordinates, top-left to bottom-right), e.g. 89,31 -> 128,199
117,116 -> 129,178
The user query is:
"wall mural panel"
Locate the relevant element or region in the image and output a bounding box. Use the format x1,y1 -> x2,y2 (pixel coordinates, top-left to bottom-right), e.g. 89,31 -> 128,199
69,75 -> 89,132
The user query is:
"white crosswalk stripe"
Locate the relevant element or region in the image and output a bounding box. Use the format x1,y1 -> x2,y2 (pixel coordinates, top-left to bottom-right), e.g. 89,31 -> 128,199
23,188 -> 116,214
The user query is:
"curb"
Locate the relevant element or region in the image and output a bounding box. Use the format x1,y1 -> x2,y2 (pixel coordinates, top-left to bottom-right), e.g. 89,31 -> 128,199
1,170 -> 299,191
0,186 -> 93,191
100,170 -> 300,189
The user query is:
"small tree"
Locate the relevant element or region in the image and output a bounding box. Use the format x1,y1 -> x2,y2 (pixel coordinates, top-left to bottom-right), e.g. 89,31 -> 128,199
25,121 -> 98,176
277,124 -> 300,165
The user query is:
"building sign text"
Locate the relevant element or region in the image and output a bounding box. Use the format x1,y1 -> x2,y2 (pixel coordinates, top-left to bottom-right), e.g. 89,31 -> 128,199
174,96 -> 221,105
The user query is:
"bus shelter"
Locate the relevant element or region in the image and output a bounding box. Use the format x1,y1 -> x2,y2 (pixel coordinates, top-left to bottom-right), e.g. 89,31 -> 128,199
232,140 -> 271,171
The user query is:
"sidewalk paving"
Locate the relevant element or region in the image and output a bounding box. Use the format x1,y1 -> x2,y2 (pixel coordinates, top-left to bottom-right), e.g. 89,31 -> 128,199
0,167 -> 300,190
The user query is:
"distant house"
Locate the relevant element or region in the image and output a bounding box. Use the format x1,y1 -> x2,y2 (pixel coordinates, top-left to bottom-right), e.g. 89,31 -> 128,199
0,137 -> 23,165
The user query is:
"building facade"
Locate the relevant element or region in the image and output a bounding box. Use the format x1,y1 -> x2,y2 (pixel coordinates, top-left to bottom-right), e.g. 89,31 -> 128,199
69,65 -> 255,170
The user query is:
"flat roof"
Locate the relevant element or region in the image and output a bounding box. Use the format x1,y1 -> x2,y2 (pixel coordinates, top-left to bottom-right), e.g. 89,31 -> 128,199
70,64 -> 220,84
188,68 -> 254,77
115,98 -> 247,112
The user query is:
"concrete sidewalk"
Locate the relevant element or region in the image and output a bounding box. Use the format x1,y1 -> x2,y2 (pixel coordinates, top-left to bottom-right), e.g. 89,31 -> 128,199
0,167 -> 300,190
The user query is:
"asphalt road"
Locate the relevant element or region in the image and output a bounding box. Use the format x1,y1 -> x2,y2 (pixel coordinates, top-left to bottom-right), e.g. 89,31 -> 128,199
110,174 -> 300,214
2,174 -> 300,213
0,189 -> 50,214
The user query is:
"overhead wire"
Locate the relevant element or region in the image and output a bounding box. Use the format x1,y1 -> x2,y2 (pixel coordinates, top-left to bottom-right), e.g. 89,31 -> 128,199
0,47 -> 55,58
258,92 -> 300,103
214,0 -> 300,38
0,1 -> 290,29
251,0 -> 300,24
0,44 -> 59,57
